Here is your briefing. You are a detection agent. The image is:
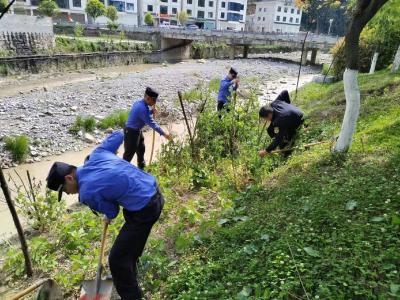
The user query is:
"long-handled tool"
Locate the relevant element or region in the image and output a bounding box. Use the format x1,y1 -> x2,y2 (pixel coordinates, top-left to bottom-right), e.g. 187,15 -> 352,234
80,220 -> 113,300
10,278 -> 62,300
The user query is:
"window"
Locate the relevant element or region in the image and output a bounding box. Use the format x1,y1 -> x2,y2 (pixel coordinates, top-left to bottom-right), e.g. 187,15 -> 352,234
198,0 -> 205,7
127,2 -> 134,10
161,0 -> 167,3
187,9 -> 192,15
221,1 -> 225,8
187,0 -> 192,4
258,7 -> 261,11
208,11 -> 213,18
147,4 -> 153,11
110,0 -> 125,12
220,12 -> 225,18
276,15 -> 280,21
209,0 -> 213,6
283,16 -> 286,22
257,16 -> 261,21
55,0 -> 69,9
73,0 -> 81,7
296,18 -> 299,23
264,7 -> 266,12
289,17 -> 293,22
284,7 -> 287,12
227,12 -> 243,21
297,9 -> 300,14
291,8 -> 294,13
172,0 -> 177,2
160,5 -> 168,14
277,6 -> 281,12
262,17 -> 265,21
228,2 -> 244,11
197,10 -> 204,18
172,7 -> 177,14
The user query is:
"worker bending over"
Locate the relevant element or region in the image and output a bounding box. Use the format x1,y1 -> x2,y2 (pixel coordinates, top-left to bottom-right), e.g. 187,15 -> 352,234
258,90 -> 304,158
46,131 -> 164,300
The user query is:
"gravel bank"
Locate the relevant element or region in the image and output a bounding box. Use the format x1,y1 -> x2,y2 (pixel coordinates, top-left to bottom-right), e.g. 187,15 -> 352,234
0,58 -> 320,168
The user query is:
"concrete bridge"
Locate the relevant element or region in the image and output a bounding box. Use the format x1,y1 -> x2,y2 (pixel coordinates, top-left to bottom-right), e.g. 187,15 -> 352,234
83,24 -> 340,63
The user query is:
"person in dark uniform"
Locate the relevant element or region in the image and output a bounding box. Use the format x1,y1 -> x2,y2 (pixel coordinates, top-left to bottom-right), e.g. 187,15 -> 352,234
124,87 -> 172,169
258,90 -> 304,158
217,67 -> 240,112
46,131 -> 164,300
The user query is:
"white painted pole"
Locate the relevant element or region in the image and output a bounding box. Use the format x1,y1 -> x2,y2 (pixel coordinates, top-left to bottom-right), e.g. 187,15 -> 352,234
369,52 -> 379,74
391,44 -> 400,73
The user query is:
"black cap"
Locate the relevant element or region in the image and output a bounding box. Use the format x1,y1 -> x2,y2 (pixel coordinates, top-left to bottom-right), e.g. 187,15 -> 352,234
46,162 -> 74,201
145,87 -> 159,100
229,67 -> 238,77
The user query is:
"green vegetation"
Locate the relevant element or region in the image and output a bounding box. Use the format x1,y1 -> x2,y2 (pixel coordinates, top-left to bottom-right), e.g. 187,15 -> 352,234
37,0 -> 59,17
332,0 -> 400,78
144,12 -> 154,26
97,110 -> 129,129
69,115 -> 96,134
73,23 -> 84,39
0,0 -> 8,13
106,6 -> 119,32
191,42 -> 229,59
177,10 -> 188,25
249,44 -> 296,54
85,0 -> 105,23
4,135 -> 30,163
1,71 -> 400,299
53,36 -> 153,54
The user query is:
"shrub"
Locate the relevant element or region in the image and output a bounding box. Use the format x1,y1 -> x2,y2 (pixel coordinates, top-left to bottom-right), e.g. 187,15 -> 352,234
83,116 -> 96,132
4,135 -> 30,163
98,110 -> 129,129
69,116 -> 96,134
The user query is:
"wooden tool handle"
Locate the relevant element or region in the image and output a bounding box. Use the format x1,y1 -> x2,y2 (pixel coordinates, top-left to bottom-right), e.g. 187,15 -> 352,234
10,279 -> 49,300
99,220 -> 109,266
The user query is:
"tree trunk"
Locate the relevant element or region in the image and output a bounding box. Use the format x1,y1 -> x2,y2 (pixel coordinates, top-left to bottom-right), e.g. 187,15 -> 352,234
0,168 -> 33,277
334,0 -> 389,152
391,44 -> 400,73
369,52 -> 379,74
335,69 -> 360,151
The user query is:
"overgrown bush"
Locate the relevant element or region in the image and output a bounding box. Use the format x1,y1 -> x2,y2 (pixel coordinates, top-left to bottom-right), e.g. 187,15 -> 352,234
69,115 -> 96,134
4,135 -> 30,163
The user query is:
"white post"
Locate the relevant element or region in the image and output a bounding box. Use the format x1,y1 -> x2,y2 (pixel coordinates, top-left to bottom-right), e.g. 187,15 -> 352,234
334,69 -> 360,152
369,52 -> 379,74
391,44 -> 400,73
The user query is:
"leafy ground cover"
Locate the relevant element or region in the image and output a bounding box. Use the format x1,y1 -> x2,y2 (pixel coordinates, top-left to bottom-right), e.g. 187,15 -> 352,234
1,70 -> 399,299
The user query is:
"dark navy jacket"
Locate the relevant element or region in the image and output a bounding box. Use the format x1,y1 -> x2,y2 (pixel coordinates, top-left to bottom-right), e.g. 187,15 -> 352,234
77,131 -> 158,219
266,98 -> 303,152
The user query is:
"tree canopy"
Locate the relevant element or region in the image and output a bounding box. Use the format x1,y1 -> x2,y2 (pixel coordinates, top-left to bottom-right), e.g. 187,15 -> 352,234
37,0 -> 60,17
85,0 -> 105,23
144,12 -> 154,26
177,11 -> 188,25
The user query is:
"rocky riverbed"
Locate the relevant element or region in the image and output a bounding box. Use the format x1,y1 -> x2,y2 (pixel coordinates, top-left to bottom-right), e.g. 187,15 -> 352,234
0,58 -> 321,168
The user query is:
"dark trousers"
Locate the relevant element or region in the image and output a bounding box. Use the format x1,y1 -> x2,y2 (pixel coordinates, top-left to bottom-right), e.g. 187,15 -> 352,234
109,191 -> 164,300
217,101 -> 230,118
123,127 -> 145,169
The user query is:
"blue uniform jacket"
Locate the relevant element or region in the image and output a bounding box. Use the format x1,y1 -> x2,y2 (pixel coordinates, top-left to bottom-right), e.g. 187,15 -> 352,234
77,131 -> 158,219
126,99 -> 165,136
217,76 -> 238,104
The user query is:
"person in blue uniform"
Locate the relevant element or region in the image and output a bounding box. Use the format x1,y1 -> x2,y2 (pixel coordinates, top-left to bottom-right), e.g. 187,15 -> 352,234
46,131 -> 164,300
258,90 -> 304,158
124,87 -> 172,169
217,67 -> 240,112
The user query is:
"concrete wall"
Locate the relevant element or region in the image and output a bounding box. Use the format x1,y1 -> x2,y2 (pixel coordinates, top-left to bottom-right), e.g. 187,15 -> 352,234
0,15 -> 54,34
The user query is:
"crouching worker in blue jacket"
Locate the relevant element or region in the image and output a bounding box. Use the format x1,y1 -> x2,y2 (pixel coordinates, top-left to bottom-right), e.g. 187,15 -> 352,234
46,131 -> 164,300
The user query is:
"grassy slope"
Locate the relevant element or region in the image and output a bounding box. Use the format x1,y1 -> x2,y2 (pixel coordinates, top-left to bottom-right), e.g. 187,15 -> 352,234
153,71 -> 400,299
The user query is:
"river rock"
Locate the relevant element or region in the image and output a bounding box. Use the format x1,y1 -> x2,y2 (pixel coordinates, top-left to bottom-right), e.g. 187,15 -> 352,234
70,106 -> 78,112
83,133 -> 96,144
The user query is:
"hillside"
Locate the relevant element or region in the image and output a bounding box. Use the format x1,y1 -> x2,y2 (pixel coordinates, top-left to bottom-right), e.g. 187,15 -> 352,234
1,70 -> 399,299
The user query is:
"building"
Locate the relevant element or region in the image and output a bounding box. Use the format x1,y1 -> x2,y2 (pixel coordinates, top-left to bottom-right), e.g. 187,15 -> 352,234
137,0 -> 247,31
252,0 -> 302,33
7,0 -> 246,30
8,0 -> 138,26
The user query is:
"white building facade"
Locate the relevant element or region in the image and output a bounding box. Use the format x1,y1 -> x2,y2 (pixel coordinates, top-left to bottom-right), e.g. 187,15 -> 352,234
9,0 -> 138,26
253,0 -> 302,33
137,0 -> 247,31
8,0 -> 246,30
